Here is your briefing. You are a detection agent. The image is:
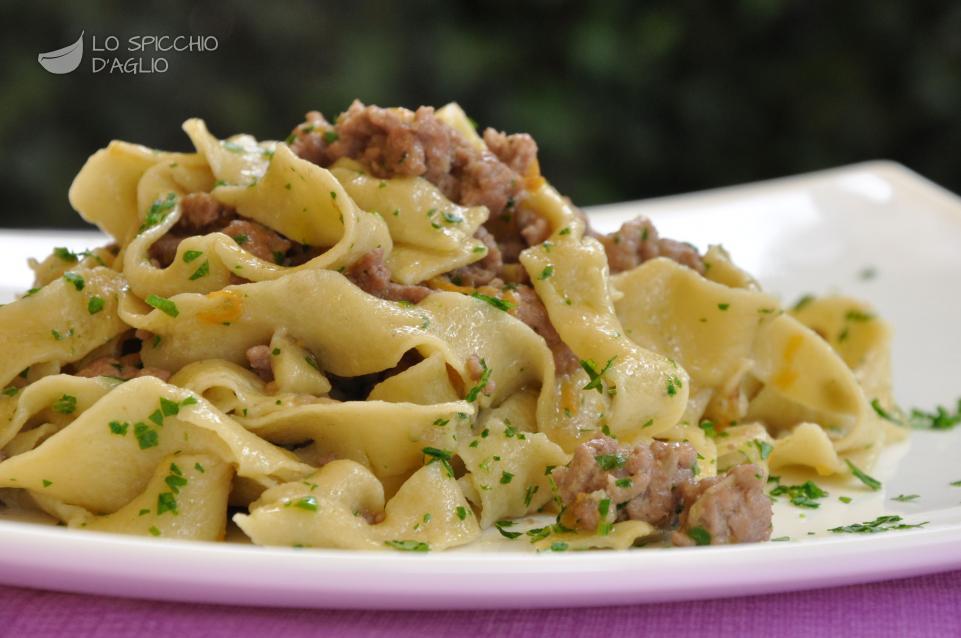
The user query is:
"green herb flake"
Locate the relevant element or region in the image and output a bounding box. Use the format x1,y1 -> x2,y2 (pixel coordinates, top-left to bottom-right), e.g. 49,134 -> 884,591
188,260 -> 210,281
892,494 -> 919,502
52,394 -> 77,415
499,471 -> 514,485
753,440 -> 774,461
470,292 -> 514,312
907,399 -> 961,431
559,227 -> 571,235
465,359 -> 492,403
287,496 -> 318,512
829,515 -> 927,534
53,247 -> 79,263
595,453 -> 626,471
770,480 -> 829,508
385,540 -> 430,552
42,479 -> 52,488
194,462 -> 205,474
432,418 -> 449,427
792,294 -> 815,311
456,506 -> 468,521
146,294 -> 179,317
108,420 -> 129,436
148,526 -> 162,537
148,409 -> 164,426
134,422 -> 159,449
845,459 -> 882,491
157,492 -> 178,515
615,478 -> 632,488
494,520 -> 522,539
870,398 -> 901,424
839,496 -> 853,504
2,386 -> 18,397
539,265 -> 554,280
666,374 -> 683,397
139,193 -> 178,233
687,526 -> 712,546
524,484 -> 539,507
322,130 -> 339,144
63,272 -> 85,291
87,296 -> 105,315
422,447 -> 455,478
717,303 -> 730,311
183,250 -> 203,263
580,356 -> 615,394
549,542 -> 569,552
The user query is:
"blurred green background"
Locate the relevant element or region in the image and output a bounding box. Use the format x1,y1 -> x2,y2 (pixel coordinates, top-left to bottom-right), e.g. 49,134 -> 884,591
2,0 -> 960,228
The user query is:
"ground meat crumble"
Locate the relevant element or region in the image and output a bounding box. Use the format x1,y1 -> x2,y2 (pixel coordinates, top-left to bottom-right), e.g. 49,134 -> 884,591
553,435 -> 772,545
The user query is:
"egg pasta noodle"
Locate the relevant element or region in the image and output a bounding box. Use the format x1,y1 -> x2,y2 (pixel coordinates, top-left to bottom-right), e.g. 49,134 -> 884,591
0,102 -> 900,551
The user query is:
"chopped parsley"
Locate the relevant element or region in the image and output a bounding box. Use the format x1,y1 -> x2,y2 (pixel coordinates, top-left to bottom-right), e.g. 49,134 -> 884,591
665,374 -> 683,397
615,477 -> 632,488
87,296 -> 105,314
907,399 -> 961,430
597,498 -> 613,536
194,462 -> 205,474
769,479 -> 829,508
549,542 -> 569,552
323,130 -> 339,144
53,247 -> 79,263
1,386 -> 17,397
52,394 -> 77,414
470,292 -> 514,312
791,294 -> 815,311
42,479 -> 52,488
687,526 -> 712,546
829,515 -> 927,534
432,418 -> 449,427
385,540 -> 430,552
595,453 -> 626,471
232,234 -> 250,245
838,496 -> 852,503
140,193 -> 177,233
134,422 -> 159,449
108,420 -> 129,436
891,494 -> 919,502
698,419 -> 721,438
465,359 -> 492,402
183,250 -> 203,263
148,526 -> 162,537
538,265 -> 554,280
524,485 -> 539,507
189,261 -> 210,280
870,398 -> 901,424
494,520 -> 521,539
157,492 -> 178,515
499,471 -> 514,485
580,356 -> 615,395
286,496 -> 318,512
845,459 -> 881,491
753,440 -> 774,461
717,303 -> 730,311
63,272 -> 85,291
146,294 -> 179,317
303,353 -> 321,371
422,447 -> 455,478
456,506 -> 468,521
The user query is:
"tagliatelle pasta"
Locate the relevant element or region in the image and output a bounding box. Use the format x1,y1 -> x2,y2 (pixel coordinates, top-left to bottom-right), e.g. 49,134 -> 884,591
0,101 -> 903,551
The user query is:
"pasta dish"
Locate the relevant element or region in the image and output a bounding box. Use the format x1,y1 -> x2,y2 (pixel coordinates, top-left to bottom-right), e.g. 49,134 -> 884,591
0,102 -> 904,551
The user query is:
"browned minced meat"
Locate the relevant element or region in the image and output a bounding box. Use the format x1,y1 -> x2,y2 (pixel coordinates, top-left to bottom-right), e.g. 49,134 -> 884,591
511,285 -> 579,376
221,219 -> 292,263
595,216 -> 705,275
74,355 -> 171,382
553,436 -> 697,531
148,193 -> 293,268
672,464 -> 772,546
344,249 -> 432,304
447,227 -> 503,288
289,101 -> 536,225
245,345 -> 273,382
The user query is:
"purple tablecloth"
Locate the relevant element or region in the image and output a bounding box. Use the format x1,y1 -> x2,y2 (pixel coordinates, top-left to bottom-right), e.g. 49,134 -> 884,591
1,571 -> 960,637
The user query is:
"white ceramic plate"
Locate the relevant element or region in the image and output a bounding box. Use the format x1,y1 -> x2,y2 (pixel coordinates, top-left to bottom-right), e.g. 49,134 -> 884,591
0,160 -> 959,609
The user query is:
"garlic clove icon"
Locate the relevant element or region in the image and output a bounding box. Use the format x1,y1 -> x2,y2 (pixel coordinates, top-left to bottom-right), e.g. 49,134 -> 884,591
38,31 -> 84,74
